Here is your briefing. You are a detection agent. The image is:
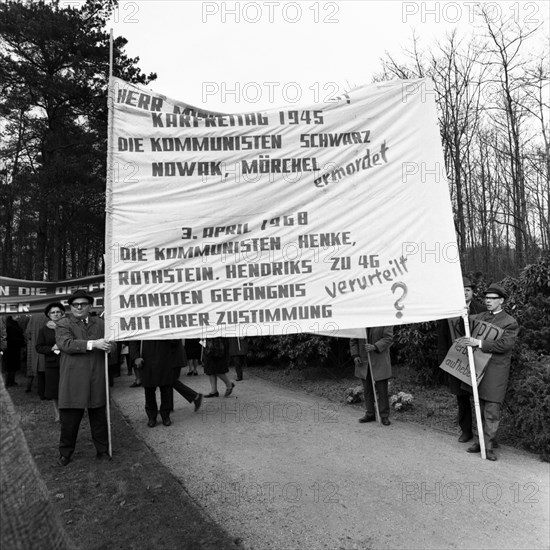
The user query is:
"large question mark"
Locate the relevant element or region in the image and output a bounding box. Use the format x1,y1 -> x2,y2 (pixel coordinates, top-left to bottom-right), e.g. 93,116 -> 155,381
391,282 -> 408,319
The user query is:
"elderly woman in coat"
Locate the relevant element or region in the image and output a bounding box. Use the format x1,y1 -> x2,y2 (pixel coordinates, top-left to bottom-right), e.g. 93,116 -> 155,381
350,326 -> 394,426
36,302 -> 66,422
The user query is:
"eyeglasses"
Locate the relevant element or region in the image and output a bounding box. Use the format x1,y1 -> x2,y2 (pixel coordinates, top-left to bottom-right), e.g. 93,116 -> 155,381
71,302 -> 90,309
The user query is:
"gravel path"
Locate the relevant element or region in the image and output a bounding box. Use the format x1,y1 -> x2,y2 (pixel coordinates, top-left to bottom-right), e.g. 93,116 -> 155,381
111,374 -> 549,550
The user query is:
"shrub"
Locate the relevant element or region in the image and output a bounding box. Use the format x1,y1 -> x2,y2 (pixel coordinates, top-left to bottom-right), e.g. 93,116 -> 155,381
515,294 -> 550,355
520,253 -> 550,299
246,336 -> 281,365
394,321 -> 442,386
503,354 -> 550,461
274,334 -> 334,369
512,255 -> 550,356
246,334 -> 333,370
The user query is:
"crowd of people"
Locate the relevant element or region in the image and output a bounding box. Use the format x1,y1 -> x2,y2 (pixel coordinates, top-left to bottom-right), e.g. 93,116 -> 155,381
1,280 -> 518,464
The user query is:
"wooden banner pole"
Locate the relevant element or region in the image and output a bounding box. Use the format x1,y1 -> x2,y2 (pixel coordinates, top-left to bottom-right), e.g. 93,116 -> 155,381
463,312 -> 486,460
365,328 -> 381,424
105,28 -> 114,458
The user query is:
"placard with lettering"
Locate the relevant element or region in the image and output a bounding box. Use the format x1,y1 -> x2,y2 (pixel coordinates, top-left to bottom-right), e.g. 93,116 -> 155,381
439,319 -> 505,386
0,275 -> 105,315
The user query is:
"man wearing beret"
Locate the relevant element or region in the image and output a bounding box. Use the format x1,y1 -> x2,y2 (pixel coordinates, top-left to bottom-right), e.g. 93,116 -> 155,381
55,289 -> 111,466
457,283 -> 519,461
438,277 -> 486,443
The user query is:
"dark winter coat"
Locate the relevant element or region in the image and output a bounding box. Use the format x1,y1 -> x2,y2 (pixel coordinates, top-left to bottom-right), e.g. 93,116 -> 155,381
5,318 -> 25,373
471,310 -> 519,403
203,338 -> 229,375
228,337 -> 248,357
25,313 -> 47,376
350,326 -> 394,381
184,338 -> 202,361
129,340 -> 179,388
36,326 -> 60,367
36,325 -> 60,399
55,314 -> 107,409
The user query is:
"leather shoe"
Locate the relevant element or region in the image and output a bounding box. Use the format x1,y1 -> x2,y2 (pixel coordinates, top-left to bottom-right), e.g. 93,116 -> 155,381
224,383 -> 235,397
194,394 -> 203,412
467,443 -> 481,453
381,418 -> 391,426
204,392 -> 219,398
57,455 -> 71,467
96,452 -> 111,461
486,450 -> 497,461
458,431 -> 473,443
236,376 -> 243,381
358,415 -> 376,423
147,418 -> 157,428
161,417 -> 171,427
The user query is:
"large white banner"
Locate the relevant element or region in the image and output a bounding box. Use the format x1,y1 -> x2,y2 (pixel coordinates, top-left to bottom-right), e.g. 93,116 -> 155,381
105,77 -> 465,340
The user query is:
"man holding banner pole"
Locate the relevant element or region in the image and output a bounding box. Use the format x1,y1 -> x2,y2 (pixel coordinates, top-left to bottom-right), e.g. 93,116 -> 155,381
55,290 -> 111,466
350,327 -> 394,426
437,277 -> 486,443
457,284 -> 519,461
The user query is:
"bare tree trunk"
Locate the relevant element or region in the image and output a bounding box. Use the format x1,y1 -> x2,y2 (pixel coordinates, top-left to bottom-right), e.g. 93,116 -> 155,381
480,7 -> 541,269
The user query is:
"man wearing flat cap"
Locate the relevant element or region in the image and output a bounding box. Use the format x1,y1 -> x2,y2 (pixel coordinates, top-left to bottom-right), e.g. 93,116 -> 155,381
438,277 -> 486,443
457,283 -> 519,461
55,289 -> 111,466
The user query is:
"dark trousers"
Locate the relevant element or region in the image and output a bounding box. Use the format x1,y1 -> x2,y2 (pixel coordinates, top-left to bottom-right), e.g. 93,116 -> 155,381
37,371 -> 46,399
457,393 -> 473,434
474,400 -> 500,450
231,356 -> 246,378
173,379 -> 199,403
59,407 -> 108,458
144,386 -> 172,420
362,375 -> 390,419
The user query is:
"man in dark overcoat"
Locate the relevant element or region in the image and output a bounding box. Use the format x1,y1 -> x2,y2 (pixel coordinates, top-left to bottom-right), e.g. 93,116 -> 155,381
437,276 -> 486,442
350,326 -> 394,426
129,340 -> 179,427
457,283 -> 519,461
228,336 -> 248,381
55,290 -> 111,466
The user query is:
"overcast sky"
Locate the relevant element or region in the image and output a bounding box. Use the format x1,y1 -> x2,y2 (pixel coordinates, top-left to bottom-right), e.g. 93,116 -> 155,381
108,0 -> 549,112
